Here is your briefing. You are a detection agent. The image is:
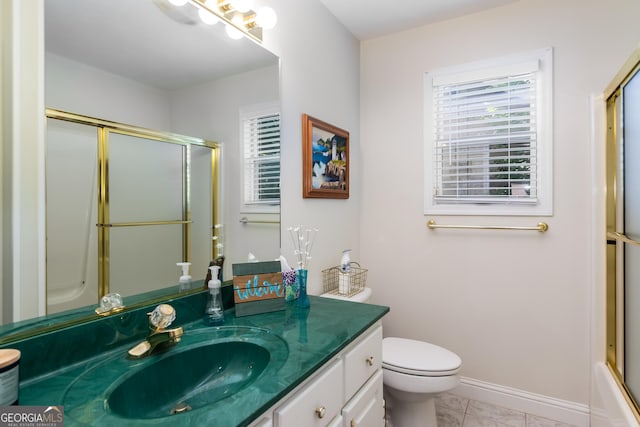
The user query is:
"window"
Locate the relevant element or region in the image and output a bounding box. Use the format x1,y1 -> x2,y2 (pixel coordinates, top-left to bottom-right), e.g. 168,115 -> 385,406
424,48 -> 553,216
241,102 -> 281,212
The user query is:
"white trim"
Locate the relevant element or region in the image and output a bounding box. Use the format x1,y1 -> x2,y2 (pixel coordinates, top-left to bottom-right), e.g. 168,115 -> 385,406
453,376 -> 590,427
593,363 -> 640,427
432,59 -> 540,87
590,93 -> 614,427
424,47 -> 553,216
3,0 -> 46,321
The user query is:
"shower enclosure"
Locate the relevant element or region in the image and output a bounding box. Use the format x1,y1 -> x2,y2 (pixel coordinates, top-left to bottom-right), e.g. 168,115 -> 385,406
605,52 -> 640,420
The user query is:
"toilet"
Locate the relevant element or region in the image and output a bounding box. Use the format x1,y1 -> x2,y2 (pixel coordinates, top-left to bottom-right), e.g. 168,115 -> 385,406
321,287 -> 462,427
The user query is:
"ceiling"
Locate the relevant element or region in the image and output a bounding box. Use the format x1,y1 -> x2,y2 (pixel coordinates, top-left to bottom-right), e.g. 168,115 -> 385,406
318,0 -> 520,40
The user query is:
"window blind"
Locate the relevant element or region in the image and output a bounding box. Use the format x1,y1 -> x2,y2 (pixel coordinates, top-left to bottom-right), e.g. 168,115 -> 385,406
243,112 -> 280,205
432,71 -> 538,204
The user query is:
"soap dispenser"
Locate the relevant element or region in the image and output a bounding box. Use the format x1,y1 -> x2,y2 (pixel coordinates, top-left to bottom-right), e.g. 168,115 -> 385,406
339,249 -> 352,295
205,265 -> 224,325
177,262 -> 192,292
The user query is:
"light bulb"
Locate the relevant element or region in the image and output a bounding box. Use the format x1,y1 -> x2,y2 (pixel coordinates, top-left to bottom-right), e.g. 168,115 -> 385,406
255,6 -> 277,29
228,0 -> 253,13
198,0 -> 219,25
168,0 -> 188,5
225,15 -> 245,39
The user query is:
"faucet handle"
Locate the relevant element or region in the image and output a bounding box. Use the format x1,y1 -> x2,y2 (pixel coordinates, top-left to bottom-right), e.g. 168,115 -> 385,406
95,292 -> 125,315
149,304 -> 176,329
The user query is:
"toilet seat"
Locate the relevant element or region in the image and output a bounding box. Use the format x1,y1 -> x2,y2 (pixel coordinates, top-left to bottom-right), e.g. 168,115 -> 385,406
382,337 -> 461,377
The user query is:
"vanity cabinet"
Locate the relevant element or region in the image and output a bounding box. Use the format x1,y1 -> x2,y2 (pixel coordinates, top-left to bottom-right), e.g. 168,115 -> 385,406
259,323 -> 384,427
14,294 -> 389,427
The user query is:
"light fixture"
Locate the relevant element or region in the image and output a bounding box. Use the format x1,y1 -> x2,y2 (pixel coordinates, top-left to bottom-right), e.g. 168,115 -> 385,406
255,6 -> 277,30
168,0 -> 189,5
198,0 -> 219,25
225,14 -> 245,39
187,0 -> 277,42
228,0 -> 253,13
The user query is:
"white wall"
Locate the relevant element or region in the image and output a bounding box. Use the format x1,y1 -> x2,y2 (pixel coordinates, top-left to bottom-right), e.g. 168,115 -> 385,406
170,65 -> 281,280
360,0 -> 640,406
261,0 -> 361,294
45,53 -> 172,129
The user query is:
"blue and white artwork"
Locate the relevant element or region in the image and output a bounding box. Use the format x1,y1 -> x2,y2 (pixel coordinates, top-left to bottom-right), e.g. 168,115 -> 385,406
311,126 -> 347,190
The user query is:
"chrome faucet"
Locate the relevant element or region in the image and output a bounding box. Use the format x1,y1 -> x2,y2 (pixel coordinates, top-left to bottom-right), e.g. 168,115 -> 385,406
127,304 -> 184,359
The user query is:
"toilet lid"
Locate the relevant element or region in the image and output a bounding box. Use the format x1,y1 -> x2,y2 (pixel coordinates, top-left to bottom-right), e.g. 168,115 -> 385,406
382,337 -> 461,377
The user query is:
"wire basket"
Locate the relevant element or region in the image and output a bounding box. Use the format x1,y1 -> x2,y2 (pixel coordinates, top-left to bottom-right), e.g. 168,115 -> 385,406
322,262 -> 367,297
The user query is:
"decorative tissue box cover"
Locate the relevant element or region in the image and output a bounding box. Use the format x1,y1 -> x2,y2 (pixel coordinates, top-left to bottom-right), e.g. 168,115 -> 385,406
232,261 -> 285,317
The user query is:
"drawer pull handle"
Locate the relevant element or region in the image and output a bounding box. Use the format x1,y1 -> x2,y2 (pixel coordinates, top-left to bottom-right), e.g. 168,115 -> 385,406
315,406 -> 326,419
351,420 -> 356,427
366,356 -> 374,366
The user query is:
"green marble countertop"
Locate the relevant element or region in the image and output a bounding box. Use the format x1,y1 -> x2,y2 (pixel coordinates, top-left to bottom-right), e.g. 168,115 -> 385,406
18,296 -> 389,426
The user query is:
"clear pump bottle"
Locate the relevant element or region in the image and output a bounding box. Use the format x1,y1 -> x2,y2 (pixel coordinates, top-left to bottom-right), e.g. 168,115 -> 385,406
177,262 -> 192,292
205,265 -> 224,325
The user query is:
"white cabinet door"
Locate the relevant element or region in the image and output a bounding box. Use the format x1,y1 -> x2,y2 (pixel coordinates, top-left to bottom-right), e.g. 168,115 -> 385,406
341,370 -> 384,427
249,417 -> 272,427
274,359 -> 344,427
344,326 -> 382,400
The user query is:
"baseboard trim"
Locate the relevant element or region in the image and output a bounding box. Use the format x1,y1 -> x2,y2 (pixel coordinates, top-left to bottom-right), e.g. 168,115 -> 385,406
453,377 -> 590,427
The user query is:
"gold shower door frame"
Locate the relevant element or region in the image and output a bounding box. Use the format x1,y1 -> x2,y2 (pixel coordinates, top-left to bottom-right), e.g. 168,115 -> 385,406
46,108 -> 220,299
605,51 -> 640,421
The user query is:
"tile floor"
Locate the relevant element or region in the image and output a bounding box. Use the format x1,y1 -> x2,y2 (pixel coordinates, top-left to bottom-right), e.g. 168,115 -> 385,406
435,393 -> 578,427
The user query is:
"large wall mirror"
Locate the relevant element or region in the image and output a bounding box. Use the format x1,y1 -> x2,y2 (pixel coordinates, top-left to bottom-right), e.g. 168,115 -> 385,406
0,0 -> 281,341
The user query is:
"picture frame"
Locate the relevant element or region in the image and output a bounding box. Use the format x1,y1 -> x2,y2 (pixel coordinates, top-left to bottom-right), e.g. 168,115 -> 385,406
302,114 -> 349,199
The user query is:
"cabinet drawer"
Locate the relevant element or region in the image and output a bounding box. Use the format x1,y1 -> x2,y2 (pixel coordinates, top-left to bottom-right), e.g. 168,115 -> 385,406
342,370 -> 384,427
274,359 -> 344,427
344,326 -> 382,399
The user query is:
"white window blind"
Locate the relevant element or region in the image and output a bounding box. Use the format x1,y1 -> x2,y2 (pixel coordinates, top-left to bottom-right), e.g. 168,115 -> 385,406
425,48 -> 553,216
243,108 -> 280,207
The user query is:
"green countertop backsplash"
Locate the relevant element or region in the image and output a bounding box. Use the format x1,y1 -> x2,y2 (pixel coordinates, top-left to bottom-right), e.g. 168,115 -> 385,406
2,291 -> 388,426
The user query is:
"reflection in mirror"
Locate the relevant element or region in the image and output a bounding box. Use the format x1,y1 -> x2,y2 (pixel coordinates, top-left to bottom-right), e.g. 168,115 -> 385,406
0,0 -> 281,342
46,111 -> 219,315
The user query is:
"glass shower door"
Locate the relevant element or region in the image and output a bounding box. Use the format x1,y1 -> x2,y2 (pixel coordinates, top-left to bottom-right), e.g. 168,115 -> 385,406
623,68 -> 640,403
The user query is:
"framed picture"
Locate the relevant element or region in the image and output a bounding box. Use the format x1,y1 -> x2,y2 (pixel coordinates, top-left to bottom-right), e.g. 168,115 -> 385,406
302,114 -> 349,199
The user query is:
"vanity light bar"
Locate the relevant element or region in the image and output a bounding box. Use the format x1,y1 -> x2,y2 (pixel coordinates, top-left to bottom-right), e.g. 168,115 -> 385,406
188,0 -> 272,42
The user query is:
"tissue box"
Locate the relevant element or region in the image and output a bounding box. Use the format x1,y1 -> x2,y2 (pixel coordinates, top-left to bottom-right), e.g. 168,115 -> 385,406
232,261 -> 285,317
